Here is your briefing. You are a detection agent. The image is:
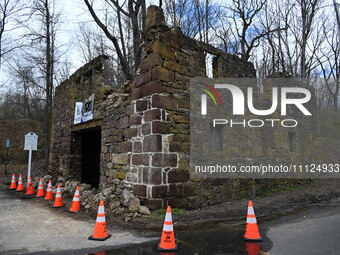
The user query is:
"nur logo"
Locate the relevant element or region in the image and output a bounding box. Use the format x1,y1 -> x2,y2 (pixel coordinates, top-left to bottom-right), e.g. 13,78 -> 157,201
197,82 -> 223,115
198,83 -> 312,117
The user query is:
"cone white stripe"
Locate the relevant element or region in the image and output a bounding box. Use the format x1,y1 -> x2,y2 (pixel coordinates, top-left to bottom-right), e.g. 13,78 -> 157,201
56,193 -> 61,198
96,216 -> 106,223
75,189 -> 80,196
98,206 -> 105,214
73,197 -> 80,201
247,206 -> 255,215
47,182 -> 52,191
247,217 -> 257,224
165,212 -> 172,222
163,224 -> 174,231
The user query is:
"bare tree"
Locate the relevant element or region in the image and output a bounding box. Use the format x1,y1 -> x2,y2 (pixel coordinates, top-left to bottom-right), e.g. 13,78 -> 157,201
298,0 -> 320,78
83,0 -> 146,80
228,0 -> 288,61
0,0 -> 28,66
164,0 -> 217,43
317,18 -> 340,111
12,0 -> 64,169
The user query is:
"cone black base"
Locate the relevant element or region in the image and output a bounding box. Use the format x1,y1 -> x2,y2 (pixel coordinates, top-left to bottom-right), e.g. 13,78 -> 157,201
53,205 -> 64,208
88,234 -> 112,241
243,236 -> 263,242
157,244 -> 178,252
68,210 -> 79,213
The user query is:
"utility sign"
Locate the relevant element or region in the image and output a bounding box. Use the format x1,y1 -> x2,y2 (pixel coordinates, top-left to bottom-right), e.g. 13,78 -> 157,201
6,138 -> 10,148
24,132 -> 38,151
24,132 -> 38,182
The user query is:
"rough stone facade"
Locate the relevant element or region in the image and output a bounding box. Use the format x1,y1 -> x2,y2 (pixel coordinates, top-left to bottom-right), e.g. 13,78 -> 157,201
50,6 -> 319,210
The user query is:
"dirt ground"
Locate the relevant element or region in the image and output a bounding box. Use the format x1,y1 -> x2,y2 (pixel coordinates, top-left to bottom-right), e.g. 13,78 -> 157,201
2,178 -> 339,233
0,189 -> 152,255
126,178 -> 340,231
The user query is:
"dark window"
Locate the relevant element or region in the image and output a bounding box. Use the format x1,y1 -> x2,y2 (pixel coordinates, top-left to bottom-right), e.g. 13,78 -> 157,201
209,124 -> 224,151
288,132 -> 297,152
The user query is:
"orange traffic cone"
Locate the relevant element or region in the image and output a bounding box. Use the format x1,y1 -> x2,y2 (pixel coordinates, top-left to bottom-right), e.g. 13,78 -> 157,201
9,173 -> 17,190
45,180 -> 53,200
69,186 -> 81,213
88,200 -> 111,241
246,242 -> 260,255
25,177 -> 35,195
36,178 -> 45,198
243,201 -> 263,242
94,251 -> 106,255
157,206 -> 178,251
16,174 -> 25,191
53,184 -> 63,207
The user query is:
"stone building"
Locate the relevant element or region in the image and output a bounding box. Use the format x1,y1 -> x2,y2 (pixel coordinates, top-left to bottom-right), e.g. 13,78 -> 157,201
50,6 -> 319,210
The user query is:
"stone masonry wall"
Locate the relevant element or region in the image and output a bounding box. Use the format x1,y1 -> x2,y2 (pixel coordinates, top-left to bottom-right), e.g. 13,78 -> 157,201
99,6 -> 261,209
51,6 -> 319,211
50,55 -> 113,179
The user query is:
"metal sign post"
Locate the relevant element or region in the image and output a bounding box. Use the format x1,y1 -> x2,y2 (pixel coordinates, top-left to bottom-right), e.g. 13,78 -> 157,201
24,132 -> 38,182
4,138 -> 10,175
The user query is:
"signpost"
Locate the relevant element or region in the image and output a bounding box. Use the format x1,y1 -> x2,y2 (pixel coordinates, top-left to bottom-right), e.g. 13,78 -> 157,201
24,132 -> 38,182
4,138 -> 10,175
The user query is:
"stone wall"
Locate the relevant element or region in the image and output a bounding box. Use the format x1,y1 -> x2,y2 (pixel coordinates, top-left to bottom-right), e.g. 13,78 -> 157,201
50,6 -> 319,211
50,55 -> 114,179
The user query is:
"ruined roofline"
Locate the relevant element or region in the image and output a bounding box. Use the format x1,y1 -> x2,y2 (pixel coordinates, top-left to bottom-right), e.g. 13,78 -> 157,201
143,5 -> 255,78
57,54 -> 109,88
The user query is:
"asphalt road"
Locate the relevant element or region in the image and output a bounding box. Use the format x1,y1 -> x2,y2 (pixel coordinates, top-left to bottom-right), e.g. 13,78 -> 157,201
1,187 -> 339,255
261,203 -> 340,255
89,202 -> 340,255
0,189 -> 151,255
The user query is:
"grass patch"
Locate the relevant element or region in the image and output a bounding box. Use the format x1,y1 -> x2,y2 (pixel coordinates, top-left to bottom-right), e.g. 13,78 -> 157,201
283,185 -> 306,191
150,208 -> 187,217
265,188 -> 280,196
0,182 -> 8,189
262,184 -> 307,197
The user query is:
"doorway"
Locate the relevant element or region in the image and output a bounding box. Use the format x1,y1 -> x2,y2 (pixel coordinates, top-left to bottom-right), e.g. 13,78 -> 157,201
81,127 -> 101,188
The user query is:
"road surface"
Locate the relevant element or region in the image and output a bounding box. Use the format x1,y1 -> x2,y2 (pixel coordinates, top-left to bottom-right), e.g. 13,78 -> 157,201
0,189 -> 151,255
89,201 -> 340,255
1,187 -> 340,255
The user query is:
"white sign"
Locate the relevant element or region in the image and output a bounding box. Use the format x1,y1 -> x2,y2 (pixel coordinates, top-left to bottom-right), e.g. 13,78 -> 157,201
24,132 -> 38,151
73,94 -> 94,124
74,102 -> 83,124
